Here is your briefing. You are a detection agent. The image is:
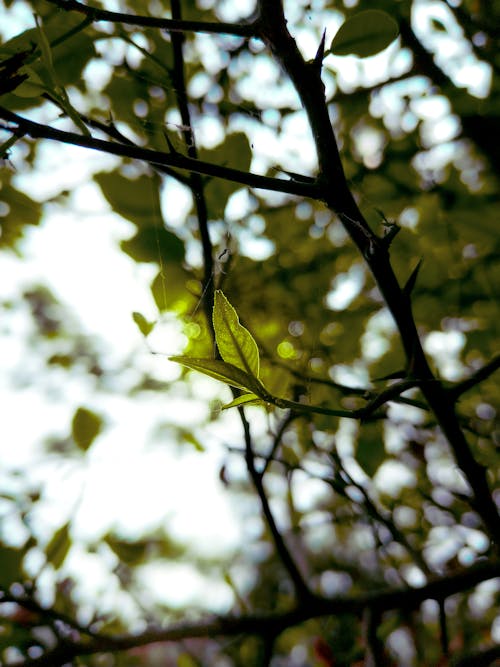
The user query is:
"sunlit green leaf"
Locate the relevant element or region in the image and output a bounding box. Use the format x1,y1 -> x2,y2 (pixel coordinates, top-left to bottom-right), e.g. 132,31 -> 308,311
150,266 -> 189,312
330,10 -> 399,57
213,290 -> 260,378
169,356 -> 263,394
222,393 -> 264,410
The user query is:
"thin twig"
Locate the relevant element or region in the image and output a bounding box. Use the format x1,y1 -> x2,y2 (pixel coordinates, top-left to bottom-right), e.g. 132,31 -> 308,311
238,407 -> 312,601
448,354 -> 500,401
170,0 -> 215,330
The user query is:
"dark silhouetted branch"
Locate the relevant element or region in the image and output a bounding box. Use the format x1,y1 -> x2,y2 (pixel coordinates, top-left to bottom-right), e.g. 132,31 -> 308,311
449,354 -> 500,401
44,0 -> 257,37
8,559 -> 499,667
0,106 -> 320,198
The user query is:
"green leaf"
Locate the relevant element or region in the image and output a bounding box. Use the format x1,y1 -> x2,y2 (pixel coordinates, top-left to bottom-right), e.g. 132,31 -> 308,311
45,522 -> 71,569
0,183 -> 42,248
34,13 -> 56,89
222,393 -> 264,410
177,654 -> 199,667
105,535 -> 149,565
213,290 -> 260,378
150,266 -> 189,312
12,66 -> 47,97
0,545 -> 25,587
132,311 -> 155,337
71,407 -> 103,451
121,226 -> 184,264
200,133 -> 252,216
169,356 -> 263,394
330,10 -> 399,58
355,422 -> 386,477
95,171 -> 163,227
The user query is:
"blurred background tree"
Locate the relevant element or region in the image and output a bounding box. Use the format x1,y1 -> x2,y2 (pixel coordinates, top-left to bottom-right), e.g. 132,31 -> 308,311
0,0 -> 499,665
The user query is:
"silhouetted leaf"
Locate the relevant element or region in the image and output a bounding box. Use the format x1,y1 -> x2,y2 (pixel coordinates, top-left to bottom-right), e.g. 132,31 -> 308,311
330,10 -> 399,57
355,421 -> 385,477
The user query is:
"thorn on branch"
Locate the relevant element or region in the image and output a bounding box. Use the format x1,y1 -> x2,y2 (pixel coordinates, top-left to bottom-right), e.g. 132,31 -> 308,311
381,222 -> 401,246
313,30 -> 326,73
403,258 -> 423,297
163,130 -> 177,154
375,207 -> 401,247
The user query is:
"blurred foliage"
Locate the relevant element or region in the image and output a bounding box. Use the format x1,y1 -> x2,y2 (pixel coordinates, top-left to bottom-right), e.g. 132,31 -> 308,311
0,0 -> 499,665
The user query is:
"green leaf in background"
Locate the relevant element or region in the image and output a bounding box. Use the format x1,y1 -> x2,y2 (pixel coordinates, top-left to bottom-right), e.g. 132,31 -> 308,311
34,14 -> 56,89
0,181 -> 42,248
2,12 -> 96,111
105,535 -> 149,565
150,265 -> 190,312
45,522 -> 71,569
330,10 -> 399,58
12,66 -> 46,98
71,406 -> 103,452
169,356 -> 263,393
200,133 -> 252,216
95,172 -> 163,227
355,421 -> 386,477
0,545 -> 25,587
132,311 -> 155,337
121,226 -> 184,264
213,290 -> 260,378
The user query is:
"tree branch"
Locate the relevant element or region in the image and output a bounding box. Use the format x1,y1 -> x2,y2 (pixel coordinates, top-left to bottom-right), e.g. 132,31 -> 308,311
255,0 -> 500,544
170,0 -> 215,330
44,0 -> 257,37
448,354 -> 500,401
238,408 -> 313,602
0,106 -> 320,198
9,559 -> 499,667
